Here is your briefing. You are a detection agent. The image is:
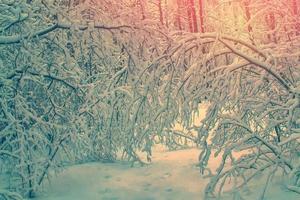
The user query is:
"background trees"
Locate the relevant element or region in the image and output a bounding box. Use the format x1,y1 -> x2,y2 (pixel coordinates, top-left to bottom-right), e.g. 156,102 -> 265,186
0,0 -> 299,199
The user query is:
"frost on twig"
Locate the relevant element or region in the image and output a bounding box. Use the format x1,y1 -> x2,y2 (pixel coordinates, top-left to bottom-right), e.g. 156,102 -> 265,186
0,0 -> 299,199
0,190 -> 23,200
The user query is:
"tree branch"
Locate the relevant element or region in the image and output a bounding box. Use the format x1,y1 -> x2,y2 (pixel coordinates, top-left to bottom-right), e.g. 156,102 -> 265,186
0,23 -> 133,45
219,38 -> 291,91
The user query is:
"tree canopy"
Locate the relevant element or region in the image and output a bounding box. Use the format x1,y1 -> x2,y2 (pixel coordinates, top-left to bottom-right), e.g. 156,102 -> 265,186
0,0 -> 299,199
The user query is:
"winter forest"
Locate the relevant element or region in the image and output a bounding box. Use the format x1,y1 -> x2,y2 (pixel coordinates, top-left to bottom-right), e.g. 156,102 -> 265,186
0,0 -> 299,199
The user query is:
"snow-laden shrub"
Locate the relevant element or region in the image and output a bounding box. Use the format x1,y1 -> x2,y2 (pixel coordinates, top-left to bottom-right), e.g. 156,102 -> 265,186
0,0 -> 180,197
0,0 -> 299,199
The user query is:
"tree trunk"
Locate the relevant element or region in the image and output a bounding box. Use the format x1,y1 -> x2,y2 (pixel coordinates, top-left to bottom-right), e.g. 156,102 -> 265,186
243,0 -> 255,45
291,0 -> 299,34
188,0 -> 198,32
158,0 -> 164,25
138,0 -> 146,20
198,0 -> 204,33
176,0 -> 182,30
186,0 -> 193,32
243,0 -> 253,33
265,11 -> 276,43
164,0 -> 169,28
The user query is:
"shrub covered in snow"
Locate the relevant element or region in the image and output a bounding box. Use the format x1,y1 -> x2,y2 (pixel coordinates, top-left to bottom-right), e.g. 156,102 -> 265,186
0,0 -> 299,199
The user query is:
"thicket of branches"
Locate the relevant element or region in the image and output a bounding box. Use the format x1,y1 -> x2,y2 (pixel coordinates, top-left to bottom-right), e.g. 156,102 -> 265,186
0,0 -> 299,199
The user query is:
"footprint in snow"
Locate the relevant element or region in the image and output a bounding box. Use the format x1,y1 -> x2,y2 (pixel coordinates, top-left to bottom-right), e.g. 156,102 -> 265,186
143,183 -> 152,187
143,183 -> 152,191
99,187 -> 112,194
143,172 -> 151,176
161,172 -> 171,179
104,175 -> 112,179
115,177 -> 121,182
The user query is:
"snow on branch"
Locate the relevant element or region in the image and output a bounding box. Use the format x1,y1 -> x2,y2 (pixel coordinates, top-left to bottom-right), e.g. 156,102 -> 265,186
0,23 -> 134,45
219,38 -> 292,91
0,190 -> 23,200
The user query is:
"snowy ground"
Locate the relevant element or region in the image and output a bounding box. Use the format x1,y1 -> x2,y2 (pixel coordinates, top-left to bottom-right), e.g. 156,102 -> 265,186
34,146 -> 299,200
32,104 -> 299,200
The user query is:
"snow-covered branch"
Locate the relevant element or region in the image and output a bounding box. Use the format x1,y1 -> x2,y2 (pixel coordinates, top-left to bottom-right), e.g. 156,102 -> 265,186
0,22 -> 135,45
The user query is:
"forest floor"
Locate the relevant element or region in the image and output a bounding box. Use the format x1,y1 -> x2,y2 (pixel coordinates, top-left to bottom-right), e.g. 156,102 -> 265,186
34,146 -> 299,200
